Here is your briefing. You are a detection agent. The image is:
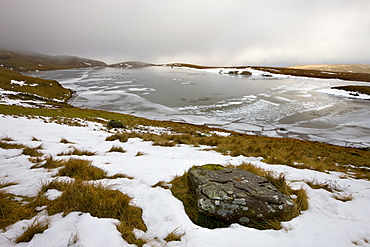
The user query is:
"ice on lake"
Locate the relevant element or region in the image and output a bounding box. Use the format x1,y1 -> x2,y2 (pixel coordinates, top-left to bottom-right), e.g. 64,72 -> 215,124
27,66 -> 370,148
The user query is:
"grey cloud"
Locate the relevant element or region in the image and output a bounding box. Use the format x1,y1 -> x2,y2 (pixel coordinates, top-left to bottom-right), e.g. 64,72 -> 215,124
1,0 -> 369,66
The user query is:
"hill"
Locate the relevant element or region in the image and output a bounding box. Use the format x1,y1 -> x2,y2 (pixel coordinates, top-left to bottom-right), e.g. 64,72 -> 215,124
0,49 -> 106,72
287,64 -> 370,74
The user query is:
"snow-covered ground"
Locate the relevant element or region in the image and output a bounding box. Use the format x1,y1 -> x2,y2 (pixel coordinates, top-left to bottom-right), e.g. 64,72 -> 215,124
1,115 -> 370,247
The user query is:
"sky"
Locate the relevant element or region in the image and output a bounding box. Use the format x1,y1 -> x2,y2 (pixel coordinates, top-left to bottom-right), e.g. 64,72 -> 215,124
1,0 -> 370,66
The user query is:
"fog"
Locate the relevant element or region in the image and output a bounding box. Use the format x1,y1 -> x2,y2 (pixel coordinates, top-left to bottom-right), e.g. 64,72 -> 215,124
1,0 -> 369,66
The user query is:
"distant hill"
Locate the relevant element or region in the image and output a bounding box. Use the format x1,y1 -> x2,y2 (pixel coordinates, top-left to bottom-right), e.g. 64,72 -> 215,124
109,61 -> 155,68
0,49 -> 106,72
287,64 -> 370,74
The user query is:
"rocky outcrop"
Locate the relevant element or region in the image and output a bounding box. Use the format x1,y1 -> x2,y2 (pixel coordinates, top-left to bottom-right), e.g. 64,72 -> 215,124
188,165 -> 294,225
107,120 -> 125,128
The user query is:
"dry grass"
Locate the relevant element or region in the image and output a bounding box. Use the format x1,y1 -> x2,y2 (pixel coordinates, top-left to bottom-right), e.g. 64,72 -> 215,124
1,135 -> 15,142
0,181 -> 18,189
2,103 -> 368,180
0,140 -> 26,150
164,227 -> 185,242
40,156 -> 67,169
15,218 -> 49,243
57,158 -> 107,180
37,180 -> 147,246
151,181 -> 171,189
305,179 -> 354,202
22,145 -> 43,157
105,132 -> 136,142
31,136 -> 41,142
0,67 -> 73,101
0,191 -> 36,230
60,138 -> 74,144
108,145 -> 126,153
107,173 -> 134,180
135,151 -> 147,156
104,131 -> 370,179
56,147 -> 96,156
333,192 -> 354,202
251,65 -> 370,82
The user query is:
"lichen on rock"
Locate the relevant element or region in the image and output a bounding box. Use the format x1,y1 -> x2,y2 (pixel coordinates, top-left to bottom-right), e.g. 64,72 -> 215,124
188,164 -> 294,225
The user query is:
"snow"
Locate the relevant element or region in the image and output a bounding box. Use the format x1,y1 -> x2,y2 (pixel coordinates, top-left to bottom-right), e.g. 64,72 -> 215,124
318,88 -> 370,101
1,115 -> 370,247
10,80 -> 26,86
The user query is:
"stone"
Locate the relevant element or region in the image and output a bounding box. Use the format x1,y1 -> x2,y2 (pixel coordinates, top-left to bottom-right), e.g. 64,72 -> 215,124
188,164 -> 294,225
107,120 -> 124,128
240,71 -> 252,76
228,70 -> 239,75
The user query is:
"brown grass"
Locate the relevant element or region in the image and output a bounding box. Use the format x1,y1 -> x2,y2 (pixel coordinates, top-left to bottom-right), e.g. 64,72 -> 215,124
107,145 -> 126,153
22,145 -> 43,157
56,147 -> 96,156
0,67 -> 73,101
104,131 -> 370,180
0,140 -> 26,150
135,151 -> 147,156
0,181 -> 18,188
250,66 -> 370,82
57,158 -> 107,180
60,138 -> 74,144
164,227 -> 185,242
15,218 -> 49,243
38,180 -> 147,245
0,191 -> 36,230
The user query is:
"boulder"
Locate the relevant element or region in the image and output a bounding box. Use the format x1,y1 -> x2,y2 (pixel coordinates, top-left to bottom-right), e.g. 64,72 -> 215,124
188,164 -> 294,225
107,120 -> 125,129
240,71 -> 252,76
228,70 -> 239,75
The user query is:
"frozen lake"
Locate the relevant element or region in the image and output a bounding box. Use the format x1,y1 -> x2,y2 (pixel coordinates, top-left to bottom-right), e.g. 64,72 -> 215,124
27,66 -> 370,148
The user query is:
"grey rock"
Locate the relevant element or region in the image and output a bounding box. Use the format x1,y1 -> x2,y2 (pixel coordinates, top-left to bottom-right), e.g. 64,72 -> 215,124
240,71 -> 252,76
188,165 -> 294,225
107,120 -> 125,128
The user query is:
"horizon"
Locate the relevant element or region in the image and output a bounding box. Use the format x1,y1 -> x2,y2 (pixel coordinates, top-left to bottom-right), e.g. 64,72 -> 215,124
2,47 -> 370,69
1,0 -> 370,66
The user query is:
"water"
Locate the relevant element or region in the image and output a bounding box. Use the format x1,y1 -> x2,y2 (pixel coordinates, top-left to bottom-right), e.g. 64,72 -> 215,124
27,66 -> 370,148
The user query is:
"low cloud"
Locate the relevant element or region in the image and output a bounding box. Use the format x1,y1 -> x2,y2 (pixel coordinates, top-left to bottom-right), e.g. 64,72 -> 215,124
1,0 -> 369,66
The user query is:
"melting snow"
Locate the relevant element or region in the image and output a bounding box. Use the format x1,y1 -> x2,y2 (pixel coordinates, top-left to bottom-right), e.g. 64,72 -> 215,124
1,115 -> 370,246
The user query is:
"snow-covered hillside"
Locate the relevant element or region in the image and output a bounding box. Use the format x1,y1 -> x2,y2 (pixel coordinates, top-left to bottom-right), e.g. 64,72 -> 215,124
1,115 -> 370,247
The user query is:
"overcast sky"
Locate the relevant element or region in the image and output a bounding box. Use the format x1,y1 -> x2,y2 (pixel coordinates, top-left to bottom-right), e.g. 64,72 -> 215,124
1,0 -> 369,66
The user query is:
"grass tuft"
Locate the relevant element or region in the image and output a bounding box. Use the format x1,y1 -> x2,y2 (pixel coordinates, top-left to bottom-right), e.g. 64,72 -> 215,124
1,135 -> 15,142
135,151 -> 146,156
57,147 -> 96,156
108,145 -> 126,153
151,181 -> 171,189
31,136 -> 41,142
15,218 -> 49,243
40,156 -> 67,169
333,192 -> 354,202
22,145 -> 43,157
38,180 -> 147,245
0,191 -> 36,230
164,227 -> 185,242
108,173 -> 134,180
60,138 -> 74,144
57,158 -> 107,180
0,181 -> 18,188
0,140 -> 26,150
